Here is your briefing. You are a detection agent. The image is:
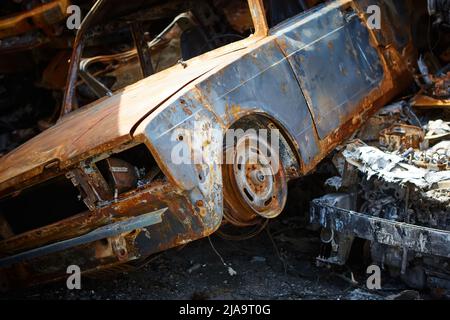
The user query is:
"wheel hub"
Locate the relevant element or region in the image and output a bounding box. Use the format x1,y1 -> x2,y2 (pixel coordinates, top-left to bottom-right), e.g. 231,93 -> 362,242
223,132 -> 287,226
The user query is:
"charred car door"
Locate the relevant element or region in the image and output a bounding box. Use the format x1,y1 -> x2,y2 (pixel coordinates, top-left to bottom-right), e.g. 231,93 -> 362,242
272,0 -> 385,139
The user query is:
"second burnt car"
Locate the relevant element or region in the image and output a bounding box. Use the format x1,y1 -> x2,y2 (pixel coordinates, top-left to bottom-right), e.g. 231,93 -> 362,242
0,0 -> 423,289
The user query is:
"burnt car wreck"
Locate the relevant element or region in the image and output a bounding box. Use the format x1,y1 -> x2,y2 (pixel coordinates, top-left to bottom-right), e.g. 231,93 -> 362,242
0,0 -> 448,294
311,35 -> 450,291
311,103 -> 450,290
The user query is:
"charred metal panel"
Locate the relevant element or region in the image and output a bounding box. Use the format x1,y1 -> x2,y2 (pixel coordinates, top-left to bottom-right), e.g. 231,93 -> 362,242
1,182 -> 215,288
138,105 -> 224,231
0,208 -> 165,268
273,1 -> 384,139
192,40 -> 319,166
311,199 -> 450,258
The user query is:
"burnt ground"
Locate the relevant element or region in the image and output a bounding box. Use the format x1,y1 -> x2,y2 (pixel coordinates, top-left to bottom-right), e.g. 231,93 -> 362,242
3,224 -> 413,300
3,141 -> 447,301
0,175 -> 432,300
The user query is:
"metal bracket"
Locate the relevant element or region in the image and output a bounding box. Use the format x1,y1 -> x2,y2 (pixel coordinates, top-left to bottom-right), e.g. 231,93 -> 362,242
310,199 -> 450,259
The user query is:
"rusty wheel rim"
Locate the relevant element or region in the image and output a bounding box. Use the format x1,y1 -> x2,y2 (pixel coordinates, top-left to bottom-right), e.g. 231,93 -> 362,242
223,132 -> 287,226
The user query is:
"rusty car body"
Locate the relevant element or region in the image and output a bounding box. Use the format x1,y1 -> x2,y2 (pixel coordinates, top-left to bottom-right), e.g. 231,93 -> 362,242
0,0 -> 421,289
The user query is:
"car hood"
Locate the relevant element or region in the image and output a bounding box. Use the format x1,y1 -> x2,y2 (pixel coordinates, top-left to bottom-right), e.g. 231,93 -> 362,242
0,50 -> 244,194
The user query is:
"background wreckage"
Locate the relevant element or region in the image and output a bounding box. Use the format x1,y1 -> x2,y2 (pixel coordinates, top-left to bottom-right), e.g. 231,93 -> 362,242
0,0 -> 448,293
311,96 -> 450,290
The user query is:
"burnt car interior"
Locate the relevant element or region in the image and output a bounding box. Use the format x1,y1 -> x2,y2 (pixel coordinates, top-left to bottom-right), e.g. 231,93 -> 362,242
0,142 -> 162,238
74,0 -> 257,107
0,175 -> 86,236
0,0 -> 332,156
265,0 -> 324,27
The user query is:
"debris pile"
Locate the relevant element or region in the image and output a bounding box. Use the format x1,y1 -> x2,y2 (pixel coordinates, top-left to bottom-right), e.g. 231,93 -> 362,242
311,79 -> 450,292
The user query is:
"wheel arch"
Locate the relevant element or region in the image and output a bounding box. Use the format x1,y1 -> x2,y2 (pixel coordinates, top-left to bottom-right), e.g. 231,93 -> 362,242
224,112 -> 303,181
